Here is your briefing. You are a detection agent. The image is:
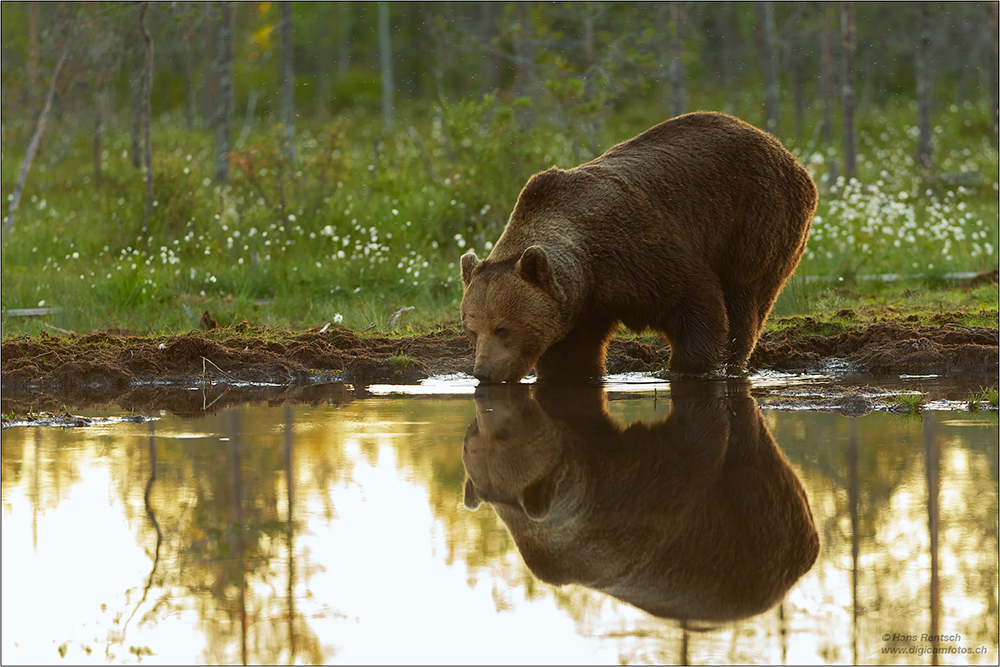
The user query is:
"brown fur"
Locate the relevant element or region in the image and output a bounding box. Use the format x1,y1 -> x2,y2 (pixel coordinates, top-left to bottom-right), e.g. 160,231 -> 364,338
460,111 -> 818,382
462,381 -> 819,622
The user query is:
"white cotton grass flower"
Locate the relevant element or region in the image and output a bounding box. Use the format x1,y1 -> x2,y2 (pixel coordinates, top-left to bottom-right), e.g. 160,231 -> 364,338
805,170 -> 995,276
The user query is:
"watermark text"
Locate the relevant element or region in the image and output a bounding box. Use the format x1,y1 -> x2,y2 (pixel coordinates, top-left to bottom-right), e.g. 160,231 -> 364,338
880,633 -> 989,658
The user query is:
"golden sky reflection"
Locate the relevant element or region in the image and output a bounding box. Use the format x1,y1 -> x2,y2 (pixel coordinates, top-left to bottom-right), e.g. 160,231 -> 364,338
1,393 -> 997,665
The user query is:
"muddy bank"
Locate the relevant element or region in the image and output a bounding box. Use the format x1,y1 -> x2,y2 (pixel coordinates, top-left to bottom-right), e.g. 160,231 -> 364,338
2,315 -> 996,414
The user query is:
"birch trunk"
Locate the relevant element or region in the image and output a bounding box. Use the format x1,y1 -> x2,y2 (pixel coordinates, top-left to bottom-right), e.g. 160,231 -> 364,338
914,4 -> 934,171
756,1 -> 780,131
279,1 -> 296,163
28,1 -> 38,122
841,1 -> 857,180
378,2 -> 394,132
820,3 -> 838,183
139,2 -> 155,232
215,2 -> 235,184
5,42 -> 70,235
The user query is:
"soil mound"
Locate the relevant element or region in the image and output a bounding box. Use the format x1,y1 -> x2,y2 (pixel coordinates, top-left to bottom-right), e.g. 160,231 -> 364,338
2,317 -> 996,412
752,318 -> 998,375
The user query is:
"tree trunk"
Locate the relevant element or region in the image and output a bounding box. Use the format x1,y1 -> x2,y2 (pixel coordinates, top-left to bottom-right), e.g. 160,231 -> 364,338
337,2 -> 351,75
793,46 -> 805,138
792,6 -> 806,139
580,7 -> 599,158
513,2 -> 535,128
139,2 -> 154,233
716,2 -> 739,113
279,1 -> 296,163
989,2 -> 998,141
378,1 -> 394,132
668,2 -> 687,118
316,8 -> 330,118
5,42 -> 70,235
583,11 -> 595,102
914,3 -> 934,172
93,55 -> 106,186
841,1 -> 857,180
236,88 -> 258,150
654,4 -> 669,109
756,1 -> 780,131
478,2 -> 499,95
657,2 -> 687,118
821,2 -> 838,183
716,3 -> 733,94
92,1 -> 107,187
183,11 -> 195,131
130,37 -> 143,170
28,1 -> 38,122
215,2 -> 234,184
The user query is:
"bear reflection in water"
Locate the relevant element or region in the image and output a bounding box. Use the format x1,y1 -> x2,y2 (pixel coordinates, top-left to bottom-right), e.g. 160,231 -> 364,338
462,380 -> 819,623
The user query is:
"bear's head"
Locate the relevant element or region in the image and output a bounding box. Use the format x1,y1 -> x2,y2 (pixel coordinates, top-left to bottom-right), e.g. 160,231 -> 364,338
462,384 -> 570,520
460,246 -> 565,383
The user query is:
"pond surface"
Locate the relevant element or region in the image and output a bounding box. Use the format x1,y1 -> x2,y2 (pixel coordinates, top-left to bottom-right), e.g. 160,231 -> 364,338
1,376 -> 997,665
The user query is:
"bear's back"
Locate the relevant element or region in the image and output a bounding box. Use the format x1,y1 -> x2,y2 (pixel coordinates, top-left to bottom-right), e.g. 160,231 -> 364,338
581,111 -> 817,279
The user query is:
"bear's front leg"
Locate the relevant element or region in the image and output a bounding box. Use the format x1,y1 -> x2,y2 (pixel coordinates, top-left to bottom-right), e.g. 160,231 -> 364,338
533,319 -> 618,382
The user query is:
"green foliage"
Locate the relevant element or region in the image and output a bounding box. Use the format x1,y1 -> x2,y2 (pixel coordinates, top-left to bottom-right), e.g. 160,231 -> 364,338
968,387 -> 1000,412
2,0 -> 998,343
2,92 -> 998,337
893,392 -> 925,415
390,353 -> 413,370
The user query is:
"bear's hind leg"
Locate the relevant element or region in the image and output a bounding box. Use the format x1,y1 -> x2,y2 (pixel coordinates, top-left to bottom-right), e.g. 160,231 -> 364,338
724,284 -> 783,372
534,319 -> 618,382
722,286 -> 764,373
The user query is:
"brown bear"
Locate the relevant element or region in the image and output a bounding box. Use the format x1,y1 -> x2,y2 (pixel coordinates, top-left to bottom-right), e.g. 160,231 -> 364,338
460,111 -> 818,382
462,380 -> 819,622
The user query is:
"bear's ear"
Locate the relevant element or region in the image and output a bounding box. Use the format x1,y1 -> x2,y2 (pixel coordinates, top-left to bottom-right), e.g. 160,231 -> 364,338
463,477 -> 482,510
516,245 -> 565,302
460,251 -> 482,288
518,463 -> 567,521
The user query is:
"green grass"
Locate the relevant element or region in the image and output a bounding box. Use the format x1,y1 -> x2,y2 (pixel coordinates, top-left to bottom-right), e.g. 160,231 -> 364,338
968,387 -> 1000,412
893,392 -> 926,415
2,94 -> 997,339
390,353 -> 414,370
769,280 -> 1000,331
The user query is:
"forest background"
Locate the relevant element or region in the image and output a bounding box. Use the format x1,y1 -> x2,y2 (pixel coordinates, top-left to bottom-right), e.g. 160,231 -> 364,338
1,1 -> 998,336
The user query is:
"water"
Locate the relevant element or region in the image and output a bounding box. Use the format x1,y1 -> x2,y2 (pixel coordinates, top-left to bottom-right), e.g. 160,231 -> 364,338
1,378 -> 997,665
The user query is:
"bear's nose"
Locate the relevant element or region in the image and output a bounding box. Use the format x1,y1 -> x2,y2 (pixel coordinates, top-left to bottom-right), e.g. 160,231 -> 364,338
474,369 -> 492,382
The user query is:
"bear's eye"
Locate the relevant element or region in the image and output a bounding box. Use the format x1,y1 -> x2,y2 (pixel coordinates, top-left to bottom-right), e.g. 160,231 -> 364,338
494,327 -> 509,339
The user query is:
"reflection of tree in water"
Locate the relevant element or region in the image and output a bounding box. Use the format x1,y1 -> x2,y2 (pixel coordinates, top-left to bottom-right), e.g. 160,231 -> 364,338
0,428 -> 86,550
771,410 -> 999,662
387,397 -> 520,573
113,407 -> 324,665
772,411 -> 915,663
108,422 -> 163,661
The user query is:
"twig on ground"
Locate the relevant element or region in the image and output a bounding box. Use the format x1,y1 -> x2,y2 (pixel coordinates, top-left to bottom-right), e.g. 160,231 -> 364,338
387,307 -> 415,328
43,322 -> 76,336
201,356 -> 236,381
